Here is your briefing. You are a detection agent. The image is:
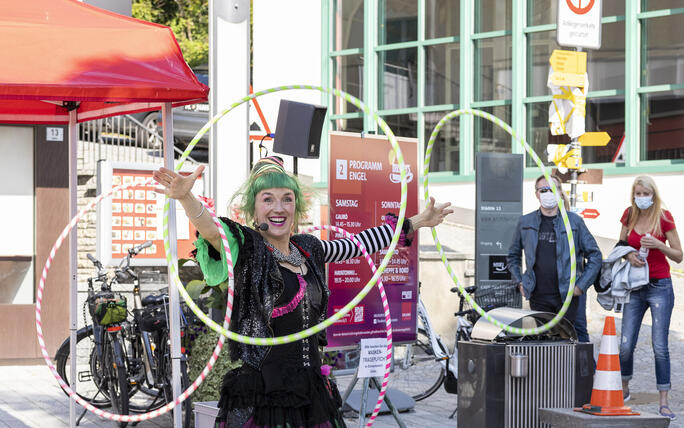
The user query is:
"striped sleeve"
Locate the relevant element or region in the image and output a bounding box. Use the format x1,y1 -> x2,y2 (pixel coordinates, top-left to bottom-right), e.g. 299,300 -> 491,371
320,224 -> 394,263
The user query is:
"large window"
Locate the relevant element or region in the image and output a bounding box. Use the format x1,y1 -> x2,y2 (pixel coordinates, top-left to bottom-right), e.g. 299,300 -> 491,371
476,105 -> 512,155
641,92 -> 684,160
426,0 -> 459,39
640,9 -> 684,160
474,36 -> 512,101
426,43 -> 460,106
425,111 -> 459,173
378,48 -> 418,110
333,54 -> 363,115
334,0 -> 364,50
380,0 -> 417,44
327,0 -> 684,182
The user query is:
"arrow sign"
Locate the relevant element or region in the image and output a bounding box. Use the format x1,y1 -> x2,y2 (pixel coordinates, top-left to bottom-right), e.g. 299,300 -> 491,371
581,208 -> 600,219
579,131 -> 611,146
550,50 -> 587,74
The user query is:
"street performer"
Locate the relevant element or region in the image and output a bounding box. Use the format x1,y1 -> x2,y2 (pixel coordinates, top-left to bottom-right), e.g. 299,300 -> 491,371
153,156 -> 453,428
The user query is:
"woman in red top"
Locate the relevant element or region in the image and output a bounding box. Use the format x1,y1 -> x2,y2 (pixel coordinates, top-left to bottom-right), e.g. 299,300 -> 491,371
618,176 -> 682,421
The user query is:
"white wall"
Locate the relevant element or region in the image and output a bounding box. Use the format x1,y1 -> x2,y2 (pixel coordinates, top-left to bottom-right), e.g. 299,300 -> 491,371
0,126 -> 34,304
253,0 -> 323,182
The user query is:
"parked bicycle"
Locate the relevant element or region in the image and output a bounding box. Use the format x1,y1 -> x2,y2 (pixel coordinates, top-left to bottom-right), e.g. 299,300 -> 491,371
389,282 -> 520,402
55,241 -> 193,427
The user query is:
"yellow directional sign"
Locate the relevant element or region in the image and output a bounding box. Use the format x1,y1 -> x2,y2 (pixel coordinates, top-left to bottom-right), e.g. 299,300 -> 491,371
551,72 -> 586,87
579,132 -> 611,147
550,50 -> 587,74
550,49 -> 588,88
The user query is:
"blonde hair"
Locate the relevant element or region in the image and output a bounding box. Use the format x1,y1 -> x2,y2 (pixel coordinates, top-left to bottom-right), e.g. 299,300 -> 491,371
535,174 -> 570,211
626,175 -> 671,237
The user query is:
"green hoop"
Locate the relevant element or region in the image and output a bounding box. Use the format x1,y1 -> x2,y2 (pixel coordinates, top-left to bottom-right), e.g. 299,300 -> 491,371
162,85 -> 409,345
423,109 -> 577,336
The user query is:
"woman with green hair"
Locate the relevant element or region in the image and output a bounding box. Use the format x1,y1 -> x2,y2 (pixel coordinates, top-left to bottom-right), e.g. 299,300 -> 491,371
153,156 -> 452,428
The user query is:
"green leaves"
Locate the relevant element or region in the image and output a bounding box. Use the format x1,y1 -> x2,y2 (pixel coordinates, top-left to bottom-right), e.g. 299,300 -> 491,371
132,0 -> 208,68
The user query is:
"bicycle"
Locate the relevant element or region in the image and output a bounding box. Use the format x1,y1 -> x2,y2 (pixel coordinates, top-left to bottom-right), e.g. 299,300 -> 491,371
388,282 -> 520,402
54,241 -> 194,427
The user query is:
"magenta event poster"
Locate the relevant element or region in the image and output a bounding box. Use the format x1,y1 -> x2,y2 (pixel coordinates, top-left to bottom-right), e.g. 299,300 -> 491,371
326,132 -> 419,349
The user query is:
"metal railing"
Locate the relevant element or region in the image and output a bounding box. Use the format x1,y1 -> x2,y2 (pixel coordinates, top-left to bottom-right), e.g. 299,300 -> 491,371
78,114 -> 198,173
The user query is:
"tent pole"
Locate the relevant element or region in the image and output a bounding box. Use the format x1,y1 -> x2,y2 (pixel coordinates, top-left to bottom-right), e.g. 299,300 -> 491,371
162,103 -> 183,428
68,110 -> 78,428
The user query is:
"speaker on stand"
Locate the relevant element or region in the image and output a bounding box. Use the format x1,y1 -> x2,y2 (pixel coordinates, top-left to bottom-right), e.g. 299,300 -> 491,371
272,99 -> 328,173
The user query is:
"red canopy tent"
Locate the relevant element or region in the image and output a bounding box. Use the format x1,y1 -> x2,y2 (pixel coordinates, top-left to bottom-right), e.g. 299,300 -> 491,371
0,1 -> 207,424
0,0 -> 208,123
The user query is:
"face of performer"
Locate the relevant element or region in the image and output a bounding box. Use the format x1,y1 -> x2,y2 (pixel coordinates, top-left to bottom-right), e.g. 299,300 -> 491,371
254,187 -> 296,246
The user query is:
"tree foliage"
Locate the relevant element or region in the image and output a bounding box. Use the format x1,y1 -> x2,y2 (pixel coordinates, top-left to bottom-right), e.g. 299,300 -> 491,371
132,0 -> 208,68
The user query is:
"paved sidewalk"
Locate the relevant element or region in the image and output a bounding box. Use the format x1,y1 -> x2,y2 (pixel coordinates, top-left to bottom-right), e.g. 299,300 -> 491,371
2,278 -> 683,427
0,364 -> 459,427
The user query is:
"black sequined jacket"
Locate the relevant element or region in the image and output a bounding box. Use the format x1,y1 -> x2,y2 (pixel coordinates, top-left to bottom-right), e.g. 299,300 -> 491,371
214,217 -> 329,369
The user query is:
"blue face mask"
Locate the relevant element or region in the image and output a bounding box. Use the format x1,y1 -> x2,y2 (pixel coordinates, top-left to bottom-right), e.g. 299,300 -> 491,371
635,196 -> 653,210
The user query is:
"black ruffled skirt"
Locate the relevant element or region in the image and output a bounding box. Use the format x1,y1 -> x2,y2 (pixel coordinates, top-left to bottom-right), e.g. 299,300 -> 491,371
213,364 -> 346,428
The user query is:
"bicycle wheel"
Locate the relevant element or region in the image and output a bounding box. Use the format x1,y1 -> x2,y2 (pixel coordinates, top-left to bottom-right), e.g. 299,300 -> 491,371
55,326 -> 111,407
105,334 -> 130,427
389,327 -> 446,401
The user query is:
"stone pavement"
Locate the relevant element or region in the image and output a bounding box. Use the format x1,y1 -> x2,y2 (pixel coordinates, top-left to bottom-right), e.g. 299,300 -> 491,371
2,275 -> 683,427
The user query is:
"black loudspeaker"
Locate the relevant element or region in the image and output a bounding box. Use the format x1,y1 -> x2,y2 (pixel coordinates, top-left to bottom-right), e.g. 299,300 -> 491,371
273,99 -> 327,158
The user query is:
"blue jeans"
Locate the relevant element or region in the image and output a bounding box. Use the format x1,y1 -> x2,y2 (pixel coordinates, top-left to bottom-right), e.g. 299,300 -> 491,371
575,292 -> 589,343
619,277 -> 675,391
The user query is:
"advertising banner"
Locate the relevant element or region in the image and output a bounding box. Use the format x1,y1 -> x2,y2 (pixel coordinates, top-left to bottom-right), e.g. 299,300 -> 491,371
97,161 -> 205,266
326,132 -> 418,349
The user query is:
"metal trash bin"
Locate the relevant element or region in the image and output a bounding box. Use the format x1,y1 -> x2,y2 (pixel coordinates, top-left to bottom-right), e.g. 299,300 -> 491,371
457,308 -> 594,428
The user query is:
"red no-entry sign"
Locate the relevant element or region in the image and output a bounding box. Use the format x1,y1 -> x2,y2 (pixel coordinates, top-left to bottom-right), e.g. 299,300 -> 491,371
581,208 -> 600,219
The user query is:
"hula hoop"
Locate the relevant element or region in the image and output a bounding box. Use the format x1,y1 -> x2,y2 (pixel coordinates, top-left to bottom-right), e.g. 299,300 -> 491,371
423,109 -> 577,335
162,85 -> 409,345
35,179 -> 235,423
302,225 -> 392,427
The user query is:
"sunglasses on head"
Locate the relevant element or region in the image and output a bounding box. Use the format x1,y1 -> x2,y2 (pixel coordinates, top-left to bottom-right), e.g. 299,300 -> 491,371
536,186 -> 553,193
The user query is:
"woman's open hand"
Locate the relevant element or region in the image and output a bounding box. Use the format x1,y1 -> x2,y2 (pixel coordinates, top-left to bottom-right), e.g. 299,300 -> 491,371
410,197 -> 454,231
153,165 -> 204,201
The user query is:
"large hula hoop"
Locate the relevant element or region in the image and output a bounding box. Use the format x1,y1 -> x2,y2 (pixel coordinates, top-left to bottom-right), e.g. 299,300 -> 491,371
162,85 -> 409,345
36,179 -> 235,423
302,225 -> 392,427
423,109 -> 576,335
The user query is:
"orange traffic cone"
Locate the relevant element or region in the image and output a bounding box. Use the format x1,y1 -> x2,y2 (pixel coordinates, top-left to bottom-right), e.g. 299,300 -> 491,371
576,316 -> 639,416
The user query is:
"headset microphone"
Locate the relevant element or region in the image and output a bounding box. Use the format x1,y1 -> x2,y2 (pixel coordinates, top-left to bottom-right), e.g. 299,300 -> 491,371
258,223 -> 269,231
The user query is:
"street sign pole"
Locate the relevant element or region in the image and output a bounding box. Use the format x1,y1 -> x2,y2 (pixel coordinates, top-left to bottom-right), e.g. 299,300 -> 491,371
570,46 -> 583,211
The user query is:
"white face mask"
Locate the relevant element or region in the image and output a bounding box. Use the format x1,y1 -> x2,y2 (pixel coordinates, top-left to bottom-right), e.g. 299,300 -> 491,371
539,191 -> 559,209
635,195 -> 653,210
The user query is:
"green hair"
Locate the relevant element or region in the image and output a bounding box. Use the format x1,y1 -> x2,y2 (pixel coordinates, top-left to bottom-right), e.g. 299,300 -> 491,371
231,166 -> 310,230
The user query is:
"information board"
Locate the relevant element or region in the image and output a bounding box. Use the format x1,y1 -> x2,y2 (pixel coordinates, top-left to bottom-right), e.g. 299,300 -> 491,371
97,161 -> 206,266
475,153 -> 523,303
327,132 -> 419,349
557,0 -> 603,50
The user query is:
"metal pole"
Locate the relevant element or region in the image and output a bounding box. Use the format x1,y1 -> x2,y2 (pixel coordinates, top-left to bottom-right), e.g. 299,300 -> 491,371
570,47 -> 584,211
358,377 -> 370,428
68,110 -> 79,428
370,377 -> 407,428
162,103 -> 182,428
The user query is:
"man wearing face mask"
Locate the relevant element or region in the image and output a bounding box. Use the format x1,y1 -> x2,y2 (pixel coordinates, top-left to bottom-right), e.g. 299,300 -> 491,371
507,175 -> 602,336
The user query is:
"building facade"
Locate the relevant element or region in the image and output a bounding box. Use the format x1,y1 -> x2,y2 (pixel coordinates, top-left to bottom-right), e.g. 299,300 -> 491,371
253,0 -> 684,244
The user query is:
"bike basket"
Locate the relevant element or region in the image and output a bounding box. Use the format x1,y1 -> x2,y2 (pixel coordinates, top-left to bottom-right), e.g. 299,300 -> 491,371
88,292 -> 127,326
460,284 -> 521,324
140,303 -> 169,332
475,284 -> 520,309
